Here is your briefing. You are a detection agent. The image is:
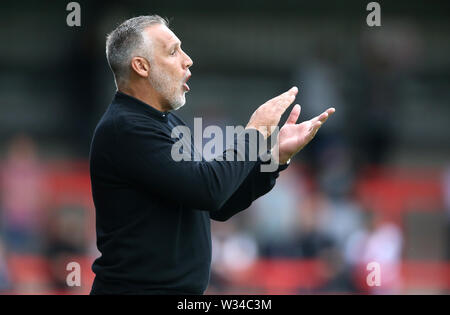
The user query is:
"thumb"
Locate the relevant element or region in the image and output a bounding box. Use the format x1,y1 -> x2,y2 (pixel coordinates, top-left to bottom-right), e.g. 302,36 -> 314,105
285,104 -> 301,125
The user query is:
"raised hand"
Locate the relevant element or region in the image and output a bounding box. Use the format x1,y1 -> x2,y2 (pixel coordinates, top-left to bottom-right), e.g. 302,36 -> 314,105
246,86 -> 298,138
275,105 -> 335,164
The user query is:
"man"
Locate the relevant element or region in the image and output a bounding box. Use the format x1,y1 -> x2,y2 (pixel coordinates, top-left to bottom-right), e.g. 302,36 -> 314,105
89,15 -> 334,295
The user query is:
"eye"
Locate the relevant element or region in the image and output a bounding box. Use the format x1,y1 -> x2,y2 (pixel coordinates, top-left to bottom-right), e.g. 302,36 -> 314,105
170,49 -> 177,56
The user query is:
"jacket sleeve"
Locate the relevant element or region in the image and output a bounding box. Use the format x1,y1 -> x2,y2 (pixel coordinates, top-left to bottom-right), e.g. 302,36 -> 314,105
209,159 -> 289,221
113,114 -> 267,213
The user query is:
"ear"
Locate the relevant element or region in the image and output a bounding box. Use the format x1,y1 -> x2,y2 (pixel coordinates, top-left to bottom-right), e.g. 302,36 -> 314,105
130,57 -> 150,78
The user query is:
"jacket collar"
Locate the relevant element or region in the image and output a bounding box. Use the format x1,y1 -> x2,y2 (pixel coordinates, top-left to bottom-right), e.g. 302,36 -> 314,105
114,91 -> 169,122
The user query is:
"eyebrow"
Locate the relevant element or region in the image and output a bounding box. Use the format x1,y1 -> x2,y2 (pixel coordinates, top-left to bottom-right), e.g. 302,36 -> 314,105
168,41 -> 181,50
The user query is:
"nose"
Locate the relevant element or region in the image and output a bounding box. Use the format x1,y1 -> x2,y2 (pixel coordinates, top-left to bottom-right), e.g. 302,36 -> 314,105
182,50 -> 193,69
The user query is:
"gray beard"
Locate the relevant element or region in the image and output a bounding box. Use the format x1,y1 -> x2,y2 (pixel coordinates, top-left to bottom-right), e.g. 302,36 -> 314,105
148,64 -> 186,111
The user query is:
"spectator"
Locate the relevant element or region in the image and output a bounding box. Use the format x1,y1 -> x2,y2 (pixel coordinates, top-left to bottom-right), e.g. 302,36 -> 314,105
44,204 -> 88,291
345,212 -> 403,294
0,238 -> 11,292
0,134 -> 46,253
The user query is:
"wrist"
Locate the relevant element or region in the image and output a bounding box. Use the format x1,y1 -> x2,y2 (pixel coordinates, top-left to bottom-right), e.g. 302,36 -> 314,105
278,152 -> 291,165
270,148 -> 291,165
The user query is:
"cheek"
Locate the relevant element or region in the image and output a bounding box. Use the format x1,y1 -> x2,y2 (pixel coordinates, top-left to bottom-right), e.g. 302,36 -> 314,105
162,65 -> 179,84
154,59 -> 182,89
161,60 -> 178,75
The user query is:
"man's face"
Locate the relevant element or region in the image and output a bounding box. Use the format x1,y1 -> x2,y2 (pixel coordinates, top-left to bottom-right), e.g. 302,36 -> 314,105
144,24 -> 193,110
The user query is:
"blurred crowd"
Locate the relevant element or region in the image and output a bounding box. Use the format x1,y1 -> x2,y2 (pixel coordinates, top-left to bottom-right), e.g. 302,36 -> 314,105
0,135 -> 94,294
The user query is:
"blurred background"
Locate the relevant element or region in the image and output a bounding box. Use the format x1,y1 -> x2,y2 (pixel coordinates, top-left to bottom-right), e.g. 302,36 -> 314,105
0,0 -> 449,294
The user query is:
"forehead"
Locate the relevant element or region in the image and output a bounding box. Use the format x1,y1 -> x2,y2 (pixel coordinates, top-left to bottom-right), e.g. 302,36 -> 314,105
144,24 -> 180,49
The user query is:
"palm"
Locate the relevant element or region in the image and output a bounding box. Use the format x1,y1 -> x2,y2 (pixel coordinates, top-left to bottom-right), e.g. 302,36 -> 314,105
275,105 -> 335,164
279,120 -> 313,155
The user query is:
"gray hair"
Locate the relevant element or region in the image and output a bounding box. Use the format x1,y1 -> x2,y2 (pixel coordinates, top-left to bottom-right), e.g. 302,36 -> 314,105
106,15 -> 169,87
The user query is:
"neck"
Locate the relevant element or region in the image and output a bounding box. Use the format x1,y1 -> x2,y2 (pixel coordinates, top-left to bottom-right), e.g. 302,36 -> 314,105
118,82 -> 170,113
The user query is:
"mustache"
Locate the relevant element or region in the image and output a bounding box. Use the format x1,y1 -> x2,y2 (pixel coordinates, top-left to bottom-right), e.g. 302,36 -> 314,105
183,71 -> 191,83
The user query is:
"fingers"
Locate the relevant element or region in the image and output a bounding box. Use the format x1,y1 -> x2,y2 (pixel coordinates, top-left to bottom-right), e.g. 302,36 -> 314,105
327,107 -> 336,114
269,86 -> 298,113
285,104 -> 301,125
310,107 -> 335,124
273,86 -> 298,102
305,121 -> 322,141
324,107 -> 336,118
308,108 -> 335,138
276,87 -> 298,116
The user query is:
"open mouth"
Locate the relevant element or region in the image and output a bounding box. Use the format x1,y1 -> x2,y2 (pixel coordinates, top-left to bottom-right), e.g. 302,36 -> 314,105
183,74 -> 191,92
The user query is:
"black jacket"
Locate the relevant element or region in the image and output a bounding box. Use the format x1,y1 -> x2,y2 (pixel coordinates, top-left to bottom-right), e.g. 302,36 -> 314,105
89,91 -> 288,294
